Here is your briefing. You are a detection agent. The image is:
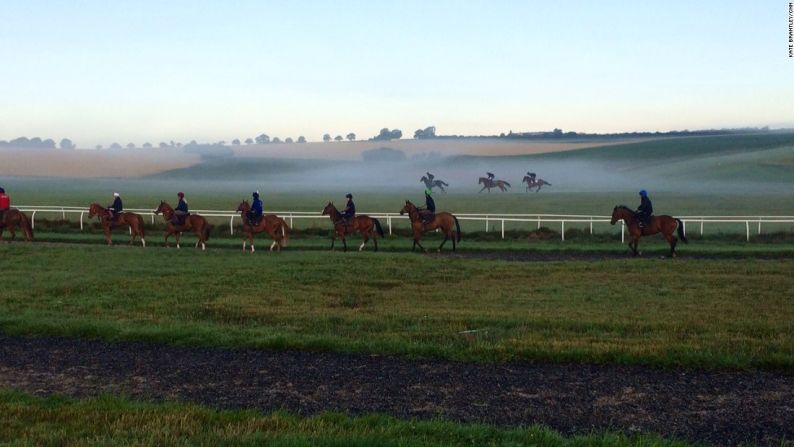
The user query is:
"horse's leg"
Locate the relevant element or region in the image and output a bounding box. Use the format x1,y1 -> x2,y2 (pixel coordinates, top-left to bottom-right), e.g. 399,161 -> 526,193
249,234 -> 255,253
164,230 -> 171,248
359,230 -> 368,251
105,227 -> 113,246
478,186 -> 486,193
438,234 -> 448,252
341,236 -> 347,252
411,239 -> 416,251
8,226 -> 16,242
373,234 -> 378,252
665,232 -> 678,258
632,237 -> 640,256
175,231 -> 182,249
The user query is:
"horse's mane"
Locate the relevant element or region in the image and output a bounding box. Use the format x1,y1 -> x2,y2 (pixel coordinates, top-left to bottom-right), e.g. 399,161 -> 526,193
616,205 -> 633,212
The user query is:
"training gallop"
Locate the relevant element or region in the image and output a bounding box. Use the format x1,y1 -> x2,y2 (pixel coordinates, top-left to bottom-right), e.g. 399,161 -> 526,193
400,200 -> 461,252
236,201 -> 289,252
321,202 -> 384,252
154,201 -> 212,250
88,203 -> 146,247
611,205 -> 688,257
478,177 -> 511,193
0,209 -> 34,242
523,176 -> 552,192
420,176 -> 449,192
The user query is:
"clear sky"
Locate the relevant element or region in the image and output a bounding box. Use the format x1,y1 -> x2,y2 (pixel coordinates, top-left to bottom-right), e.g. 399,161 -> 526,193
0,0 -> 791,146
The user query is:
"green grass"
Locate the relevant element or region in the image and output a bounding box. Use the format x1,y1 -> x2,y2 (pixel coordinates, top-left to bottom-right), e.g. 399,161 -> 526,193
1,244 -> 792,369
0,391 -> 694,447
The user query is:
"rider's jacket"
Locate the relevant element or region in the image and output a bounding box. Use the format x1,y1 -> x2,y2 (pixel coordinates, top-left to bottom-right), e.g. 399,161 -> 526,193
637,196 -> 653,216
176,199 -> 189,213
109,197 -> 123,213
0,192 -> 9,210
342,200 -> 356,218
425,194 -> 436,212
250,198 -> 263,216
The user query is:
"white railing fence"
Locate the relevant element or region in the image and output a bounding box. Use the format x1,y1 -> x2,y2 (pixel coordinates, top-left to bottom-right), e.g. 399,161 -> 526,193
14,205 -> 794,243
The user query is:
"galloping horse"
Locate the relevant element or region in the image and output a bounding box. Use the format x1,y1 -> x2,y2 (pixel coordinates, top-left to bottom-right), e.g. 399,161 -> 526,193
236,201 -> 290,252
154,201 -> 212,250
399,200 -> 461,252
611,205 -> 688,257
321,202 -> 384,251
0,209 -> 34,242
478,177 -> 511,193
522,176 -> 552,192
420,176 -> 449,192
88,203 -> 146,247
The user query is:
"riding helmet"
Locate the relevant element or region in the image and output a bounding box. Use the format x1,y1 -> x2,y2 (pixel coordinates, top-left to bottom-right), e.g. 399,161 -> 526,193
0,187 -> 5,193
345,193 -> 352,199
113,192 -> 120,197
252,191 -> 259,198
639,189 -> 647,196
177,192 -> 184,198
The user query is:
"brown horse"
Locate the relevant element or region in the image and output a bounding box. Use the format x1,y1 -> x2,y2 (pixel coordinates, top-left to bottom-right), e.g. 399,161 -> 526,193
522,176 -> 552,192
611,205 -> 688,257
321,202 -> 384,251
236,201 -> 290,252
399,200 -> 461,252
0,209 -> 34,242
88,203 -> 146,247
478,177 -> 511,193
154,201 -> 212,250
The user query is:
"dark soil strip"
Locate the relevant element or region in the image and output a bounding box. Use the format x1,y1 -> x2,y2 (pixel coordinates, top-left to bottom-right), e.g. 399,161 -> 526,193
0,335 -> 791,446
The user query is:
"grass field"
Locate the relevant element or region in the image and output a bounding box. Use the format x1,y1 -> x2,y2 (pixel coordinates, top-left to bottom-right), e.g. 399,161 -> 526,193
1,243 -> 791,369
0,391 -> 692,447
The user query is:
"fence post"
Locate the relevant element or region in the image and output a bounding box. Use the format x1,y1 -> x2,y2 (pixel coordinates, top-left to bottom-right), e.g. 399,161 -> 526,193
561,221 -> 565,241
537,216 -> 541,229
289,214 -> 293,227
700,219 -> 704,236
31,211 -> 36,229
61,208 -> 65,219
745,221 -> 750,242
757,220 -> 761,235
388,215 -> 392,235
501,219 -> 505,239
485,216 -> 489,232
151,214 -> 155,224
229,216 -> 234,235
621,221 -> 625,243
589,217 -> 593,235
80,211 -> 84,230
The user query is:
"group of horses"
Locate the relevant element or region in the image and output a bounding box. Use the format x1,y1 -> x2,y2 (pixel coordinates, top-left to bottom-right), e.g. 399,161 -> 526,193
1,201 -> 688,257
478,176 -> 552,193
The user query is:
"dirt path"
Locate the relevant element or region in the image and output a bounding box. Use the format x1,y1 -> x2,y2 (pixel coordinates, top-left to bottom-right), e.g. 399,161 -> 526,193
0,335 -> 790,446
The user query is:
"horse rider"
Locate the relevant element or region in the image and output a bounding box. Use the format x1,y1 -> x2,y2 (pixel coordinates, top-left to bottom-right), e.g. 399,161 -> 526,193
426,171 -> 435,183
636,189 -> 653,228
419,189 -> 436,224
0,186 -> 10,225
173,192 -> 189,225
107,192 -> 123,224
527,172 -> 537,182
340,193 -> 356,226
486,172 -> 495,180
248,191 -> 263,225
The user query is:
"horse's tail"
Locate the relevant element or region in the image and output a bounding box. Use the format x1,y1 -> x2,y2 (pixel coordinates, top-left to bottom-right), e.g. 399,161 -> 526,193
279,218 -> 290,248
203,221 -> 213,241
545,181 -> 552,186
439,181 -> 449,186
137,214 -> 146,238
676,218 -> 688,244
20,212 -> 34,241
454,215 -> 461,243
372,218 -> 385,238
503,181 -> 511,187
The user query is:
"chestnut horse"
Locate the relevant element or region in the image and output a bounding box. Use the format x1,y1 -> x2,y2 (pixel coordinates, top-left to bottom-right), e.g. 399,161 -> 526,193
522,176 -> 552,192
611,205 -> 688,257
88,203 -> 146,247
399,200 -> 461,252
154,201 -> 212,250
321,202 -> 384,251
236,201 -> 290,252
478,177 -> 511,193
0,209 -> 34,242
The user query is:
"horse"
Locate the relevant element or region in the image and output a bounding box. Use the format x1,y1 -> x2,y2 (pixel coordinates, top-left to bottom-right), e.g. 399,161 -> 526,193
236,200 -> 290,252
154,201 -> 213,250
0,209 -> 34,242
420,176 -> 449,192
611,205 -> 688,257
321,202 -> 384,252
478,177 -> 511,193
522,176 -> 552,192
88,203 -> 146,247
399,200 -> 461,252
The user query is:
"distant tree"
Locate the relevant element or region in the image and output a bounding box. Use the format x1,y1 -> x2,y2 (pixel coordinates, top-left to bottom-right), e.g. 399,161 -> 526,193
297,136 -> 307,143
244,138 -> 254,144
126,143 -> 136,149
272,137 -> 282,143
346,132 -> 356,141
499,132 -> 506,138
42,138 -> 56,148
170,140 -> 176,147
142,142 -> 153,148
59,138 -> 76,150
372,128 -> 402,141
159,142 -> 168,148
255,133 -> 270,144
110,142 -> 123,150
323,133 -> 331,142
188,140 -> 198,146
95,144 -> 103,150
334,135 -> 343,142
232,138 -> 241,145
414,126 -> 436,139
217,140 -> 226,146
552,128 -> 563,137
285,137 -> 294,143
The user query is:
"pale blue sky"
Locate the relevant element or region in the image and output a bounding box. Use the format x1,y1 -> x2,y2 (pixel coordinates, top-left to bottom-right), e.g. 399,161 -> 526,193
0,0 -> 791,146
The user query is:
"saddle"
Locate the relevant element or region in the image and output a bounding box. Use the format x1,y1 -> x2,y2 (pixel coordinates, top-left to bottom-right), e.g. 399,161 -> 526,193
171,213 -> 190,226
419,210 -> 434,224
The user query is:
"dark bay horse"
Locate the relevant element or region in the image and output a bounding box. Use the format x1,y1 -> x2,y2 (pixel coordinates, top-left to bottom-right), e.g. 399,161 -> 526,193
400,200 -> 461,252
421,176 -> 449,192
88,203 -> 146,247
611,205 -> 688,257
522,176 -> 552,192
321,202 -> 384,251
478,177 -> 510,193
154,201 -> 212,250
0,209 -> 34,242
236,201 -> 290,252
